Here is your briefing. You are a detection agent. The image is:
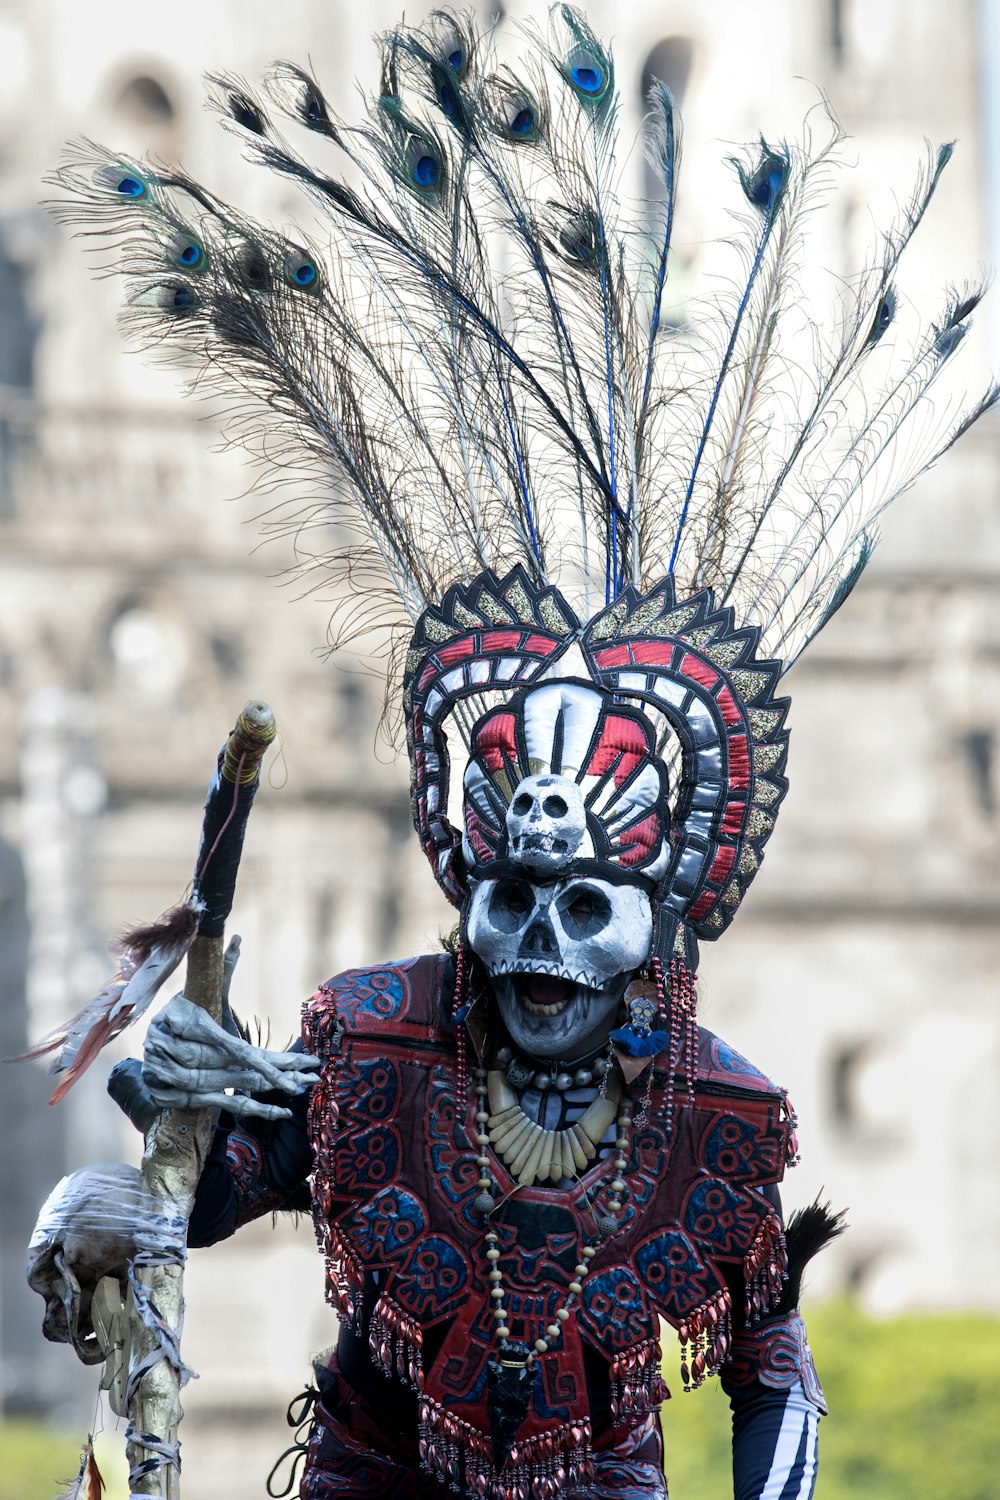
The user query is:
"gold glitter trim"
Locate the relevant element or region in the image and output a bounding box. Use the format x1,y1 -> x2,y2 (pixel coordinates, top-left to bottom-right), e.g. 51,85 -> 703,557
731,669 -> 769,701
754,779 -> 780,807
424,615 -> 459,644
647,604 -> 699,637
723,881 -> 742,905
748,707 -> 782,739
453,600 -> 485,630
625,594 -> 667,633
539,594 -> 573,634
747,808 -> 774,837
682,626 -> 720,649
739,847 -> 760,876
588,600 -> 628,641
404,647 -> 427,677
753,743 -> 784,774
475,590 -> 515,625
402,685 -> 413,713
504,580 -> 534,622
704,638 -> 745,669
706,909 -> 725,931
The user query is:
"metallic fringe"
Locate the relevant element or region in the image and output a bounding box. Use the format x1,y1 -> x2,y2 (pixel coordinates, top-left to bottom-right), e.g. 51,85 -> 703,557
743,1213 -> 788,1322
369,1292 -> 425,1392
316,1223 -> 364,1329
609,1337 -> 667,1420
678,1288 -> 732,1391
418,1396 -> 594,1500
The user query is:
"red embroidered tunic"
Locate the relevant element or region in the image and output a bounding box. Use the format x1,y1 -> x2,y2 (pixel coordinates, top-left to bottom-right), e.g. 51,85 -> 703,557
302,954 -> 796,1497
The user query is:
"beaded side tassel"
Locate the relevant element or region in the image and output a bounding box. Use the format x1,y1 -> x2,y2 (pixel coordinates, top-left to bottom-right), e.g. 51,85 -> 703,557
678,1288 -> 733,1392
609,1337 -> 668,1420
744,1214 -> 788,1322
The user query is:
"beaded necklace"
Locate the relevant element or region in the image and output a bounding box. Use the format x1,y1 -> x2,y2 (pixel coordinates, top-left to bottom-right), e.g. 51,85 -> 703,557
472,1059 -> 634,1363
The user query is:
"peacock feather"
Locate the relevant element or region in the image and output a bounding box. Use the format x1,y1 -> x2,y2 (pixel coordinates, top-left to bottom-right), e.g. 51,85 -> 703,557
48,5 -> 996,736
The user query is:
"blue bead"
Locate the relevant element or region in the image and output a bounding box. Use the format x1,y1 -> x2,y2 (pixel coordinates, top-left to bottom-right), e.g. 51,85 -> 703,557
510,108 -> 534,137
117,176 -> 144,197
414,154 -> 439,187
571,65 -> 602,94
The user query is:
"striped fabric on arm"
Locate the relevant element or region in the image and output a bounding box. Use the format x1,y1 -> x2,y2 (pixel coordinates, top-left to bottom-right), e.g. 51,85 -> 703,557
731,1379 -> 819,1500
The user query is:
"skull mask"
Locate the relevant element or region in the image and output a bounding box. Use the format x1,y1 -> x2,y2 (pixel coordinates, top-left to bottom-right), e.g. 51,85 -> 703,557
465,874 -> 653,1060
26,1162 -> 146,1365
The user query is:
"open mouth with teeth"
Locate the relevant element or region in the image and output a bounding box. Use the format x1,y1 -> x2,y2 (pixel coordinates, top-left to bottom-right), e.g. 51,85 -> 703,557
490,968 -> 625,1059
517,973 -> 578,1015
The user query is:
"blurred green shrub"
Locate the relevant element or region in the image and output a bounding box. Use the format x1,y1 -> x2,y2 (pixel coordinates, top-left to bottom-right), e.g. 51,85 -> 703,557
661,1300 -> 1000,1499
0,1424 -> 84,1500
0,1427 -> 127,1500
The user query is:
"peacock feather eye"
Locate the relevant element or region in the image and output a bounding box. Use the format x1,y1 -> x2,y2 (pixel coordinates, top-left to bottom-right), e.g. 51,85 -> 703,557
167,231 -> 208,274
94,164 -> 151,200
171,285 -> 196,311
437,78 -> 459,118
405,137 -> 443,192
436,21 -> 469,80
563,46 -> 611,104
558,213 -> 597,264
499,90 -> 541,143
282,249 -> 322,292
229,92 -> 267,135
739,143 -> 790,217
238,246 -> 271,293
866,287 -> 896,346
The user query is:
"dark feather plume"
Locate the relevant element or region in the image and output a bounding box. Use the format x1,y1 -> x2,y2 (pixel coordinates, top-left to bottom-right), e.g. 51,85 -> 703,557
776,1198 -> 848,1314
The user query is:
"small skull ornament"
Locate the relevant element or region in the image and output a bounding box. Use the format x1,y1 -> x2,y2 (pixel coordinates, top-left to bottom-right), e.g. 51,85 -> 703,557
26,1162 -> 146,1365
505,773 -> 587,874
465,874 -> 653,1059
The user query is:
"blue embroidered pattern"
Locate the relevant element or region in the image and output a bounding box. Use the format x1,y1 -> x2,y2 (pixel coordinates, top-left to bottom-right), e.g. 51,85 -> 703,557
634,1230 -> 712,1318
332,967 -> 407,1022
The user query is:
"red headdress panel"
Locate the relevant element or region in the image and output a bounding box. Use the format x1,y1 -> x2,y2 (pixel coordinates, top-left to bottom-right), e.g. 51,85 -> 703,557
461,683 -> 671,886
403,568 -> 579,905
581,580 -> 790,940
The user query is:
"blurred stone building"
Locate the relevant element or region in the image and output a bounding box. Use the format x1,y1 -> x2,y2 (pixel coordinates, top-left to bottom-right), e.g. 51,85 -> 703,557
0,0 -> 997,1492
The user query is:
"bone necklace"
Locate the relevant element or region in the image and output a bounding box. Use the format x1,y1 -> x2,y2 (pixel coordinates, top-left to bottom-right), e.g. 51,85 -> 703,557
485,1065 -> 623,1187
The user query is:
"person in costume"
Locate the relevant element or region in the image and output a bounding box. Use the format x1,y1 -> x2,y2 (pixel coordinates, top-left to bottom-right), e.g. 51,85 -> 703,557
25,7 -> 995,1500
159,621 -> 832,1500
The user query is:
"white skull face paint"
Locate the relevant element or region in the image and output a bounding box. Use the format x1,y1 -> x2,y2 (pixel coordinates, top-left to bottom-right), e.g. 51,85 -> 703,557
465,875 -> 653,1060
505,774 -> 587,874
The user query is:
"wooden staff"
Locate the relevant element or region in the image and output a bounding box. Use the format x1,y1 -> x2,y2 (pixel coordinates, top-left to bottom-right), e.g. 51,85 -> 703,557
126,701 -> 277,1498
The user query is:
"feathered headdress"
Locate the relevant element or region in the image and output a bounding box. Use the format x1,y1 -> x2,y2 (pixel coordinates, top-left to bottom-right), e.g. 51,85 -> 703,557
48,5 -> 995,930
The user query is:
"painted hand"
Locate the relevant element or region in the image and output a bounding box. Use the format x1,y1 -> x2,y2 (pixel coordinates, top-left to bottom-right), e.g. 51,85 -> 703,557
142,994 -> 321,1121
